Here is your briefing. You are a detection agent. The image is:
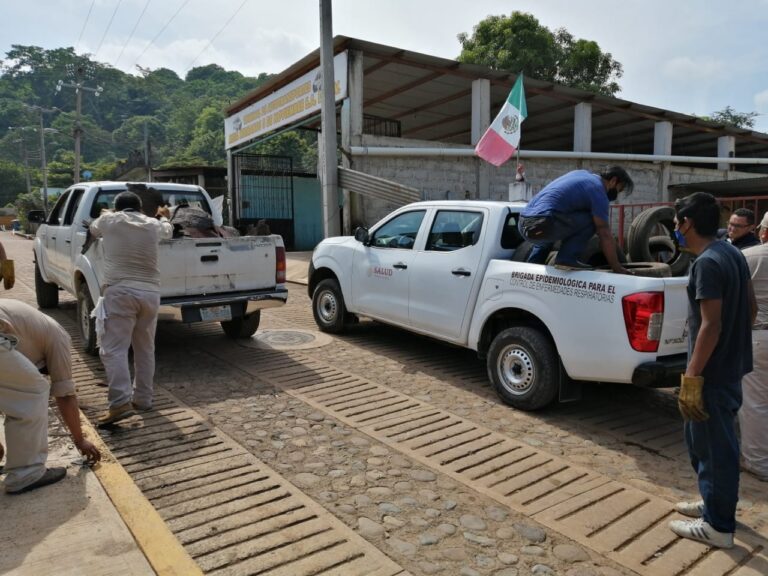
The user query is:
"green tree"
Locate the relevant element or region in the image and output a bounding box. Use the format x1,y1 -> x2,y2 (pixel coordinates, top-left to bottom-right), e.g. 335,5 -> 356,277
0,159 -> 27,206
457,12 -> 623,96
699,106 -> 759,129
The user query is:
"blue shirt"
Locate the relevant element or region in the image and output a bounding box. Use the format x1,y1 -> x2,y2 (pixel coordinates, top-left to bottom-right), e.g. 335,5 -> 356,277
687,240 -> 753,382
522,170 -> 610,222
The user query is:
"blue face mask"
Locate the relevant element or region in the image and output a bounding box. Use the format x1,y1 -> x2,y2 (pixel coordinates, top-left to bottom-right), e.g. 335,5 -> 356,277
674,228 -> 687,249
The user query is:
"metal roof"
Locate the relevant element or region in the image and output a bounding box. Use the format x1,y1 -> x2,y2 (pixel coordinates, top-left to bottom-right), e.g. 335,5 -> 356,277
226,36 -> 768,161
669,176 -> 768,196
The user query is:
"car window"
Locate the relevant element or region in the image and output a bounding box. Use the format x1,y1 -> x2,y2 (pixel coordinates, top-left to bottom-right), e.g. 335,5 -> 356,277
426,210 -> 484,252
500,212 -> 524,249
63,189 -> 85,225
89,188 -> 212,219
370,210 -> 426,249
47,191 -> 71,226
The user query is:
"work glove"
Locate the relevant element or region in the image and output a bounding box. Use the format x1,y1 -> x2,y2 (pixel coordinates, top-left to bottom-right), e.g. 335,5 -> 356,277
678,374 -> 709,422
0,259 -> 14,290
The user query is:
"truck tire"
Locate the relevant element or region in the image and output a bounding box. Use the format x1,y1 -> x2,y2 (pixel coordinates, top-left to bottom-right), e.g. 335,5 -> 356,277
77,284 -> 98,356
312,278 -> 347,333
510,241 -> 536,262
487,326 -> 559,411
598,262 -> 672,277
35,261 -> 59,309
627,206 -> 692,275
221,311 -> 261,339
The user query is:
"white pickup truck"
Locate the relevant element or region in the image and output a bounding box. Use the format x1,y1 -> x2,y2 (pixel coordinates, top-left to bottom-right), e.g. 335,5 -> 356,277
308,200 -> 689,410
32,182 -> 288,353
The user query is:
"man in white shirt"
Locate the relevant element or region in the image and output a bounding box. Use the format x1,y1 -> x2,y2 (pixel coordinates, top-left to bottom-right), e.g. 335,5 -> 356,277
740,211 -> 768,481
89,191 -> 173,426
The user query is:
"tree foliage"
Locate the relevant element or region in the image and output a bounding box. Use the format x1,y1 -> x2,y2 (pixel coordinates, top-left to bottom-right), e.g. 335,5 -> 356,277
457,12 -> 623,96
0,44 -> 277,204
698,106 -> 759,129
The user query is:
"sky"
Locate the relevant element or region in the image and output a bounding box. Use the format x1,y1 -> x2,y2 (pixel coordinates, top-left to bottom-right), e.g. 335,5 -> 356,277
2,0 -> 768,133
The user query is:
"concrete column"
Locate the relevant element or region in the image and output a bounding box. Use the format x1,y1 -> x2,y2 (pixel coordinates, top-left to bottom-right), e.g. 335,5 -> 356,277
341,49 -> 363,234
226,149 -> 235,225
717,135 -> 735,171
197,173 -> 205,188
471,79 -> 491,199
654,121 -> 673,202
319,0 -> 340,238
573,103 -> 592,152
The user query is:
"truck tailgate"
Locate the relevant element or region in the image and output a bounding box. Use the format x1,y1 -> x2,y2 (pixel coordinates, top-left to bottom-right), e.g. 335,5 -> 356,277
656,277 -> 689,356
160,236 -> 277,297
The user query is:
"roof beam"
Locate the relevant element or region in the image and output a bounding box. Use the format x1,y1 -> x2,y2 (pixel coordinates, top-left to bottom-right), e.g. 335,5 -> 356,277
364,71 -> 444,107
403,110 -> 468,136
391,88 -> 472,120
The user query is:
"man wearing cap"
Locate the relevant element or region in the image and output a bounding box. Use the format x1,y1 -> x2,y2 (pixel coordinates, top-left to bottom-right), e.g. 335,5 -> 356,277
739,210 -> 768,481
89,191 -> 172,426
0,299 -> 101,494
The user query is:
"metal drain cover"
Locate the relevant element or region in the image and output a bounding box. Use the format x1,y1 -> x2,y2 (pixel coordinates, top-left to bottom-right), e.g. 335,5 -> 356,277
249,329 -> 331,350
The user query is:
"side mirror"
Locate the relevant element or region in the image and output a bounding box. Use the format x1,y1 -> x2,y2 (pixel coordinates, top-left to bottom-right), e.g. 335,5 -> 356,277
354,227 -> 369,245
26,210 -> 44,224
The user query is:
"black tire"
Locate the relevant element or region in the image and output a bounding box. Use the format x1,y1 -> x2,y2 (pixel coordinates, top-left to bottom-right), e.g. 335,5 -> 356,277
221,311 -> 261,339
35,261 -> 59,309
580,235 -> 627,267
510,241 -> 536,262
77,284 -> 98,356
312,278 -> 347,333
487,326 -> 560,411
626,206 -> 692,275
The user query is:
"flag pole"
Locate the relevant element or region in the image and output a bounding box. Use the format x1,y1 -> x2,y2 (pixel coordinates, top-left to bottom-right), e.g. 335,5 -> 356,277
515,73 -> 523,180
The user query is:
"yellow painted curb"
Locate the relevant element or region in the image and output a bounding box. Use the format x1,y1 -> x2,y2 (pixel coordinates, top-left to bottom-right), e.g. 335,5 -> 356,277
80,412 -> 203,576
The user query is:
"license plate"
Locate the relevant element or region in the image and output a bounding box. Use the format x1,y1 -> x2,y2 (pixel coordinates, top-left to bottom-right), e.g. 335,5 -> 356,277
200,305 -> 232,322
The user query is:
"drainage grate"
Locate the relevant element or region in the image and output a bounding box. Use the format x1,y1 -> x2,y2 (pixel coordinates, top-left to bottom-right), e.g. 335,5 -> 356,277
212,344 -> 768,576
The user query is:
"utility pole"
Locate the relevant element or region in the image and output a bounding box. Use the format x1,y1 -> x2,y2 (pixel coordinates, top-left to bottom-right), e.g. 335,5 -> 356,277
144,119 -> 152,181
23,104 -> 57,214
57,62 -> 103,183
319,0 -> 340,238
8,127 -> 32,194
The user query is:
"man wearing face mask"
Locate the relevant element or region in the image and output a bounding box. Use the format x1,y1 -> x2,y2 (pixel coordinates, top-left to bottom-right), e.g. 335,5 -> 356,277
518,165 -> 633,273
670,192 -> 756,549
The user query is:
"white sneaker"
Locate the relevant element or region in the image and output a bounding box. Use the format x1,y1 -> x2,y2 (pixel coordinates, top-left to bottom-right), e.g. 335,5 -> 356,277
669,518 -> 734,549
674,500 -> 704,518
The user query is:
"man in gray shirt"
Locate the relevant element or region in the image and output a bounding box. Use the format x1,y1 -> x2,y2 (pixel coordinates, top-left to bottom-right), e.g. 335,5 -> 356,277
90,191 -> 173,425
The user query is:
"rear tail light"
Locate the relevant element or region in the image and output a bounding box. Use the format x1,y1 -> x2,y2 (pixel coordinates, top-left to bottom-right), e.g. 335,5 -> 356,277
276,246 -> 286,284
622,291 -> 664,352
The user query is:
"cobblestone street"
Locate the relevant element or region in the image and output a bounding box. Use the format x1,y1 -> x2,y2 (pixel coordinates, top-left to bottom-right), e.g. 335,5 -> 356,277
2,231 -> 767,576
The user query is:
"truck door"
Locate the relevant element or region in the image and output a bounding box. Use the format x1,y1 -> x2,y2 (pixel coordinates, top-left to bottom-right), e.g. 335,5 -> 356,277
409,209 -> 485,341
351,209 -> 427,327
54,188 -> 85,293
40,190 -> 72,284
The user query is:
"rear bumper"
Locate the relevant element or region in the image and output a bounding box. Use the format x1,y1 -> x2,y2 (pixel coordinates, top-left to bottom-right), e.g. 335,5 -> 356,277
631,354 -> 687,388
159,287 -> 288,323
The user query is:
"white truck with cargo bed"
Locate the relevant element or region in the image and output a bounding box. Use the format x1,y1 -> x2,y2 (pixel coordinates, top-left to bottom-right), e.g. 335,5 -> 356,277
32,181 -> 287,353
308,200 -> 688,410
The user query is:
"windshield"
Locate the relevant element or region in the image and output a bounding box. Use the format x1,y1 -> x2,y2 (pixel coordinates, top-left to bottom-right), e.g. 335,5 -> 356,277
88,188 -> 211,219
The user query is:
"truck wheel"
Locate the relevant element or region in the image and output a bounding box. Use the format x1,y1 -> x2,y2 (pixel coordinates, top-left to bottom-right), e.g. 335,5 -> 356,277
221,311 -> 261,339
35,261 -> 59,309
487,326 -> 559,411
313,278 -> 347,333
77,284 -> 98,355
627,206 -> 692,275
581,235 -> 627,267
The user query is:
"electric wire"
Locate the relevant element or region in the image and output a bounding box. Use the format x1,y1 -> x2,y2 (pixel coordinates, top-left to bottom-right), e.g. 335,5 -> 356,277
74,0 -> 97,54
114,0 -> 152,68
133,0 -> 192,69
94,0 -> 124,60
184,0 -> 249,72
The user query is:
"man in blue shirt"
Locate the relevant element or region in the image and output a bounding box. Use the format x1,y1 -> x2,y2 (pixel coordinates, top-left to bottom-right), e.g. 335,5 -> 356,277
518,166 -> 632,273
670,192 -> 757,549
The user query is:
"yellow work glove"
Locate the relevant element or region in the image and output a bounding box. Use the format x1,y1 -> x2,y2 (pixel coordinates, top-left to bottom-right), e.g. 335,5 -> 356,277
0,259 -> 14,290
678,375 -> 709,422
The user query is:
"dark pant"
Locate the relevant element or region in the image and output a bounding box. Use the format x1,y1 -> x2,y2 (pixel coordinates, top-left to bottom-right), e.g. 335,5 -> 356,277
518,212 -> 595,264
684,380 -> 743,533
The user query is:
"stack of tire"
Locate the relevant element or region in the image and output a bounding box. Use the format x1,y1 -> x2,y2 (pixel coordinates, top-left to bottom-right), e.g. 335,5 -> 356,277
626,206 -> 692,277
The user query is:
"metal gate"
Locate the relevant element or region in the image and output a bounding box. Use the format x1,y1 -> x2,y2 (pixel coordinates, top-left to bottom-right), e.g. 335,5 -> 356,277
233,154 -> 295,249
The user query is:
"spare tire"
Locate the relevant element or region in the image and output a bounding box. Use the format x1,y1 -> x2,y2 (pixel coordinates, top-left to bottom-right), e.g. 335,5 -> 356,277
511,241 -> 536,262
626,206 -> 692,275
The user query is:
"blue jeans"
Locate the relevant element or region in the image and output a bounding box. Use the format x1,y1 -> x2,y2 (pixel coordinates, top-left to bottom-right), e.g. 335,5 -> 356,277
684,380 -> 742,533
519,212 -> 595,264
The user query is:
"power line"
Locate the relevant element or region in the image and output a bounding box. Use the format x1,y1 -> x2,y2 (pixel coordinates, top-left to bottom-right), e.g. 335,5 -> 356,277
95,0 -> 124,59
75,0 -> 97,53
133,0 -> 192,69
185,0 -> 248,72
114,0 -> 153,68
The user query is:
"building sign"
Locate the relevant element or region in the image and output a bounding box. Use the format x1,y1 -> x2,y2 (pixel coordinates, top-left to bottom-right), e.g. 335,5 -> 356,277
225,51 -> 348,150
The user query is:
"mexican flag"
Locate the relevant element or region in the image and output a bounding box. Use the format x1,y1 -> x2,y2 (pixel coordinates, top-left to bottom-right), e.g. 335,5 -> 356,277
475,75 -> 527,167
